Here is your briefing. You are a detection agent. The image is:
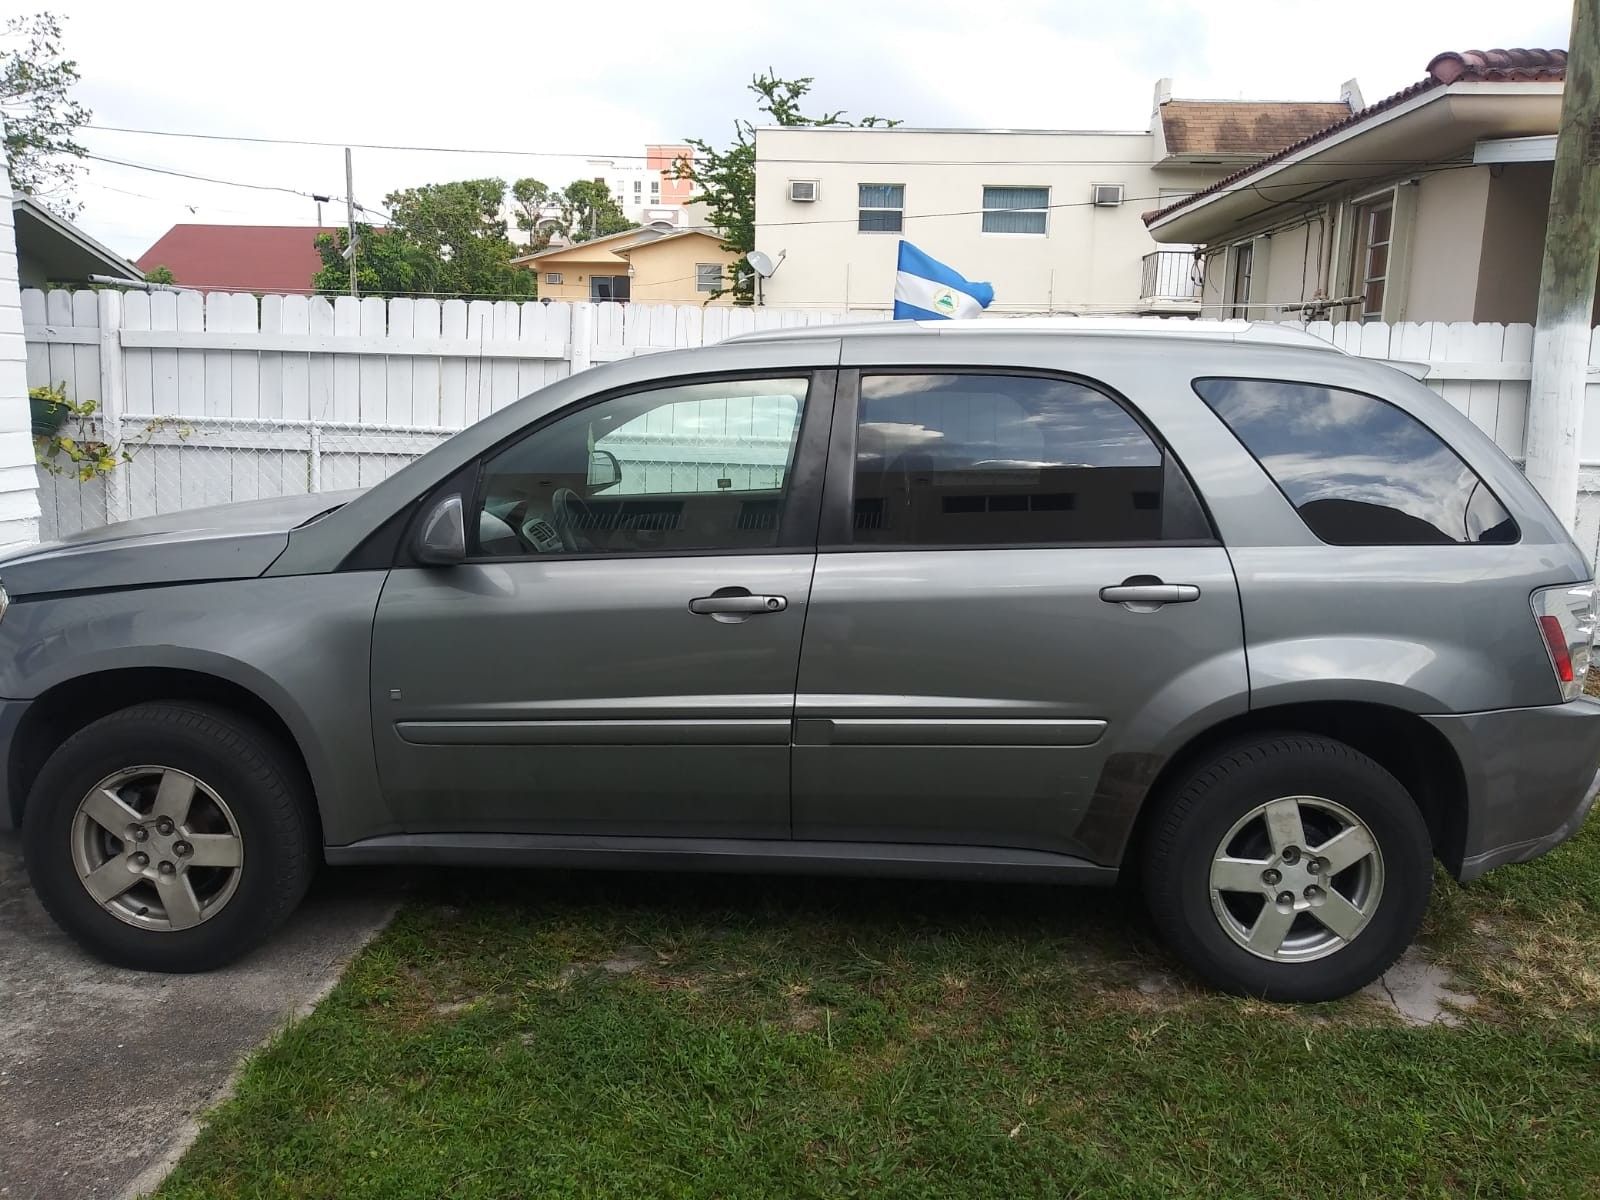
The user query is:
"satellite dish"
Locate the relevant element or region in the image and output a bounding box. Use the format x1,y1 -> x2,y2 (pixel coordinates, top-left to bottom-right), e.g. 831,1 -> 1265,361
747,250 -> 777,278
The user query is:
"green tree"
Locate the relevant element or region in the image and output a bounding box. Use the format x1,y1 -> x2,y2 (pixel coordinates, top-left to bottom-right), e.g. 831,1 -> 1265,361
678,71 -> 897,302
561,178 -> 631,243
142,265 -> 175,286
313,179 -> 536,299
1,13 -> 91,215
511,177 -> 563,251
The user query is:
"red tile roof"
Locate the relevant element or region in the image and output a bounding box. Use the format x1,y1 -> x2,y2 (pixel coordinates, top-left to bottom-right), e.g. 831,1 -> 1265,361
1145,48 -> 1568,227
135,224 -> 340,292
1160,101 -> 1355,158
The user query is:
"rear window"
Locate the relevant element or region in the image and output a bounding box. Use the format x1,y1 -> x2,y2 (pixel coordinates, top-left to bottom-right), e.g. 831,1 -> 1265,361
1193,377 -> 1517,546
851,372 -> 1208,547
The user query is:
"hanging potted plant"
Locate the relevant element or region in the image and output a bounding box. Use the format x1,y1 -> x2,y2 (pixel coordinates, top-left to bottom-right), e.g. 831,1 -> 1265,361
30,383 -> 71,436
31,383 -> 191,483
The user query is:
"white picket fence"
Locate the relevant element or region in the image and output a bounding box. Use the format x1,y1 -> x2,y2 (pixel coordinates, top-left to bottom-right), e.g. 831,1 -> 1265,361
20,287 -> 1600,555
20,289 -> 876,540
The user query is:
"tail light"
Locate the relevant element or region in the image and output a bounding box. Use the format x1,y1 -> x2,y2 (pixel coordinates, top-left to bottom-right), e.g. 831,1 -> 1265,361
1531,582 -> 1596,701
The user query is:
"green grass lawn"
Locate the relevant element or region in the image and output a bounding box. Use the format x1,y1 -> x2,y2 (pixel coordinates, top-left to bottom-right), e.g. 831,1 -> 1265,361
156,817 -> 1600,1200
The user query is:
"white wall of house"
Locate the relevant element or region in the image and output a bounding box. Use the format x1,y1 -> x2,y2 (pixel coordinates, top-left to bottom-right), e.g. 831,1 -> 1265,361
753,126 -> 1220,313
0,117 -> 42,550
1405,168 -> 1491,322
1182,161 -> 1573,327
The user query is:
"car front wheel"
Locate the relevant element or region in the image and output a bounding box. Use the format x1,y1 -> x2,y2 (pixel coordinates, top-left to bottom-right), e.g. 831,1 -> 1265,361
1142,733 -> 1432,1002
22,702 -> 317,972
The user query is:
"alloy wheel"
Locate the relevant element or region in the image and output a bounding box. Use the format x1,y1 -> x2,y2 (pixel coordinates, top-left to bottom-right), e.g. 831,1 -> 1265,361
69,765 -> 245,932
1208,795 -> 1385,963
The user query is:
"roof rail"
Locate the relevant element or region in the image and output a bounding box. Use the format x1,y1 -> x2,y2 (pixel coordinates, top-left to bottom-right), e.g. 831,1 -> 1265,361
724,316 -> 1342,351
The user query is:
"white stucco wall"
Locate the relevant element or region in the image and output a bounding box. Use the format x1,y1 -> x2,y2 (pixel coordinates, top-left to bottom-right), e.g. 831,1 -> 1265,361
1404,167 -> 1491,323
753,126 -> 1222,313
0,117 -> 42,550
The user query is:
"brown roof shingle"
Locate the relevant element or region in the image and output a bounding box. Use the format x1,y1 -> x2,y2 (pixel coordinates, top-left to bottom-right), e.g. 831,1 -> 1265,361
135,224 -> 339,292
1160,100 -> 1354,157
1145,48 -> 1568,227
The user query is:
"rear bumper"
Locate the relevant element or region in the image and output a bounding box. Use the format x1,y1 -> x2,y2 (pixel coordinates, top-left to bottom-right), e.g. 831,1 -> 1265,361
1426,698 -> 1600,882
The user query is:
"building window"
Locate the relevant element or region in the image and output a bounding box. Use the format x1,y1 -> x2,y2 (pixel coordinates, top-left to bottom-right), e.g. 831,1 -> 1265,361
634,180 -> 642,195
544,272 -> 563,285
1359,203 -> 1393,323
1195,378 -> 1517,545
981,186 -> 1048,235
1229,243 -> 1253,318
590,275 -> 631,302
651,179 -> 660,197
858,184 -> 905,233
695,263 -> 724,293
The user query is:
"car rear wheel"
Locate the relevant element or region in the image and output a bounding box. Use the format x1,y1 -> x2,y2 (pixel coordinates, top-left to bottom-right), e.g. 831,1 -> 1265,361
1142,733 -> 1432,1002
22,702 -> 316,972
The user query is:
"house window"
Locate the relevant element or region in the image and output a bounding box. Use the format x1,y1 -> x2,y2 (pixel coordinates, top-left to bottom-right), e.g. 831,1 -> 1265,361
858,184 -> 905,233
544,272 -> 564,285
982,186 -> 1048,235
696,263 -> 724,293
1359,203 -> 1393,323
651,179 -> 660,197
1229,243 -> 1253,318
590,275 -> 631,302
634,180 -> 642,196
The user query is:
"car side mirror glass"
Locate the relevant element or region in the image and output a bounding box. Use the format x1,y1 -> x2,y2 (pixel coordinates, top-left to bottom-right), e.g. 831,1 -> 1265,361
588,449 -> 622,492
415,494 -> 467,565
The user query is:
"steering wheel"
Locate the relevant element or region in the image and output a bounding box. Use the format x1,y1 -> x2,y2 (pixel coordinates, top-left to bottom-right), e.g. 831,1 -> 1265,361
550,487 -> 596,551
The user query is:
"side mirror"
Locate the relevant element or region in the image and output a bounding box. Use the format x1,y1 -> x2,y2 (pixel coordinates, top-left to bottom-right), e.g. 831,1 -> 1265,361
588,449 -> 622,492
415,494 -> 467,565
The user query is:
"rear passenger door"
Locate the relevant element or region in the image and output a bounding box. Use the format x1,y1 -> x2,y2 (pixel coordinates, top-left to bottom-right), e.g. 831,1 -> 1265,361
792,369 -> 1246,860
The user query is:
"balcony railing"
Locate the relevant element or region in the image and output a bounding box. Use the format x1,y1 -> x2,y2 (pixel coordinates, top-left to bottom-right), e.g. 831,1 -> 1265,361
1140,249 -> 1201,306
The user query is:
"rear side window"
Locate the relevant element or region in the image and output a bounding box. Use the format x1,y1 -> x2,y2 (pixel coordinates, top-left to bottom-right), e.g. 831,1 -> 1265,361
1194,377 -> 1517,546
850,372 -> 1206,546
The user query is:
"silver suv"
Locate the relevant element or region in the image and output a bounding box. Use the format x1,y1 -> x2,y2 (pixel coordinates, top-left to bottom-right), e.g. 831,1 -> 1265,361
5,320 -> 1597,1001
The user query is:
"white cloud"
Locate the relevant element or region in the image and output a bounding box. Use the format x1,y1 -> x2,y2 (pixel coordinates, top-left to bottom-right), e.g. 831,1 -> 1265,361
33,0 -> 1574,255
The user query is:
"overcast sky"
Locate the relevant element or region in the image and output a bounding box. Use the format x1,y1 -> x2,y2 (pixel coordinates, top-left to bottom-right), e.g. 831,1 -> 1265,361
22,0 -> 1577,258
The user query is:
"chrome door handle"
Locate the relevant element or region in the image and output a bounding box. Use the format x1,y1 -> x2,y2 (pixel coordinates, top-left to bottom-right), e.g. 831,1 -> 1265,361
1099,583 -> 1200,607
688,593 -> 788,615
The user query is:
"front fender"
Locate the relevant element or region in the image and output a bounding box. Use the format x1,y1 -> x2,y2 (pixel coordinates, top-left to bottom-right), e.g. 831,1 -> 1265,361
0,573 -> 393,845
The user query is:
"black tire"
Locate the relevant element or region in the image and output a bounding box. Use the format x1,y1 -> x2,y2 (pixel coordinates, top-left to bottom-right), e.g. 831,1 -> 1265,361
1142,733 -> 1432,1002
21,702 -> 317,972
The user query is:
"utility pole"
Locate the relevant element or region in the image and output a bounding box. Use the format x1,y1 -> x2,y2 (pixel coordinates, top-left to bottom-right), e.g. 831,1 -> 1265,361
1523,6 -> 1599,531
344,148 -> 359,299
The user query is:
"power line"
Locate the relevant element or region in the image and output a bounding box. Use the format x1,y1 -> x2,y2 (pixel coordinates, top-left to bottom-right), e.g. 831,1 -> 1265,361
86,146 -> 1462,233
83,151 -> 392,222
754,162 -> 1472,228
86,123 -> 1463,171
83,152 -> 319,199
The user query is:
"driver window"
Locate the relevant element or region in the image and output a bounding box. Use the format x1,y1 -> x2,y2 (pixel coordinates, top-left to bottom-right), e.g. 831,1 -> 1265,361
473,377 -> 810,557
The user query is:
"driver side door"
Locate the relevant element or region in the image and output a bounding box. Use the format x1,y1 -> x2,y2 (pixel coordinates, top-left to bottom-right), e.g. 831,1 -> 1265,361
369,371 -> 832,840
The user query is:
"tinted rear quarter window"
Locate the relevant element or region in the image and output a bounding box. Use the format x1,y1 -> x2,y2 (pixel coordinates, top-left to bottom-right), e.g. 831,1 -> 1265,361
1193,377 -> 1517,546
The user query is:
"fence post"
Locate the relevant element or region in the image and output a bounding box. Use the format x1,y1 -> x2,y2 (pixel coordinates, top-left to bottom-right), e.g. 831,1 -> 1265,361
570,303 -> 593,374
308,422 -> 322,493
96,288 -> 131,524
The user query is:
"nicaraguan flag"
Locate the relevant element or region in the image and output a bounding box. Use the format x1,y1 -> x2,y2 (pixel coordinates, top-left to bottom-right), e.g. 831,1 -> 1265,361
893,240 -> 995,320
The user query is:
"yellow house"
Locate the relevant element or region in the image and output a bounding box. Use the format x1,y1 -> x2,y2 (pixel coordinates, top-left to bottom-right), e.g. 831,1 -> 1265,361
514,226 -> 740,305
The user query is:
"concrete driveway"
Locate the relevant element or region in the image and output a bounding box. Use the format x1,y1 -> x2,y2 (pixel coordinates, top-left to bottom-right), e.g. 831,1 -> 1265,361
0,831 -> 401,1200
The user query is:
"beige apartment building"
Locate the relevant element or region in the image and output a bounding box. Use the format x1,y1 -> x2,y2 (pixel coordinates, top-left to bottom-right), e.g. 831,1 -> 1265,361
1144,49 -> 1578,325
751,82 -> 1353,315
